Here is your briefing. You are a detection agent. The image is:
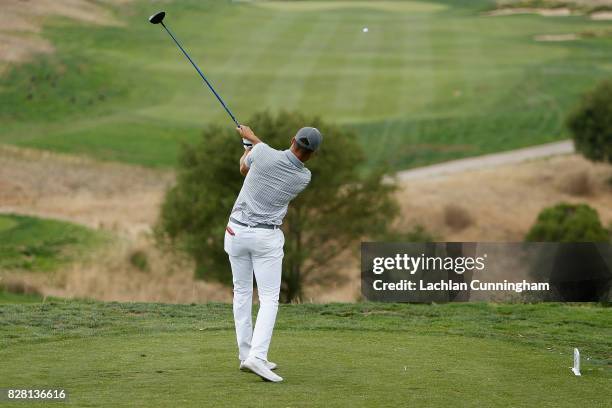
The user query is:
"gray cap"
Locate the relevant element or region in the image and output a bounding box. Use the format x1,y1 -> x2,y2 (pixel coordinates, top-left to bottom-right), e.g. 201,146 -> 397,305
295,127 -> 323,152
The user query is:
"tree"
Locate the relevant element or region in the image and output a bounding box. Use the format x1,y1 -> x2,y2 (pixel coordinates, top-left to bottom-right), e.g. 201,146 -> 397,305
567,80 -> 612,164
525,203 -> 609,242
157,111 -> 398,302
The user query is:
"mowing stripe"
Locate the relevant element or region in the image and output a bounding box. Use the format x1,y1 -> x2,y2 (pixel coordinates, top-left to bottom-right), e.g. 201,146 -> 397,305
293,16 -> 342,116
401,14 -> 436,119
361,15 -> 400,119
360,14 -> 401,164
215,8 -> 297,75
173,7 -> 301,124
448,16 -> 476,144
264,12 -> 338,111
372,13 -> 438,166
331,12 -> 386,119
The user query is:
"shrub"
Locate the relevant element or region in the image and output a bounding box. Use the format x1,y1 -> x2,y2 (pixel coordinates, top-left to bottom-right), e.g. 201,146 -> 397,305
567,80 -> 612,165
444,204 -> 473,231
561,170 -> 593,196
525,203 -> 609,242
526,203 -> 611,302
128,249 -> 149,272
382,225 -> 436,242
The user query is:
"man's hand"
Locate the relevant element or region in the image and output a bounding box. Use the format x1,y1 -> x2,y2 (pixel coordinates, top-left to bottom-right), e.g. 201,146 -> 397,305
236,125 -> 261,145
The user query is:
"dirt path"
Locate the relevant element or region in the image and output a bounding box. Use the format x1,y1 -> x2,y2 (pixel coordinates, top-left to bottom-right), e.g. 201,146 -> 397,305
396,140 -> 574,181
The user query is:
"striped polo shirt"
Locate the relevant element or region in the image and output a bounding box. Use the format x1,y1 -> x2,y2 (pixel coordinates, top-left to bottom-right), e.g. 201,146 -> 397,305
230,143 -> 311,226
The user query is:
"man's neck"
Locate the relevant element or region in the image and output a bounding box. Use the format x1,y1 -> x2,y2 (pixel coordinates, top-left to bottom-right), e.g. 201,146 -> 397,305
290,146 -> 308,163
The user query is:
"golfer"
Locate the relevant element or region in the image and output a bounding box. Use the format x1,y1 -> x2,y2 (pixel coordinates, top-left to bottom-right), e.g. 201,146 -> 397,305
224,125 -> 322,382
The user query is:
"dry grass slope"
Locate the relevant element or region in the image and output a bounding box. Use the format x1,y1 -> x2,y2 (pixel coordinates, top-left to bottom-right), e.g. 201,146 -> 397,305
396,154 -> 612,242
2,147 -> 611,303
0,146 -> 231,303
0,144 -> 360,303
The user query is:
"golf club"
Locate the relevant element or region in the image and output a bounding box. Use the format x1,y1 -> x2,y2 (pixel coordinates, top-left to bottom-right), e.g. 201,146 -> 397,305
148,11 -> 251,147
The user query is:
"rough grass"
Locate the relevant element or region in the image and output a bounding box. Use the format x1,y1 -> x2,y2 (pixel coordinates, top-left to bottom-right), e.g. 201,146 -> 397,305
0,302 -> 609,407
0,0 -> 611,171
0,288 -> 44,304
0,214 -> 108,272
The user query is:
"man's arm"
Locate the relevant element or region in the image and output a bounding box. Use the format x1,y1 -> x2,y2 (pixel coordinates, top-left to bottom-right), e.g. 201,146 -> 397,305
239,149 -> 250,176
236,125 -> 261,176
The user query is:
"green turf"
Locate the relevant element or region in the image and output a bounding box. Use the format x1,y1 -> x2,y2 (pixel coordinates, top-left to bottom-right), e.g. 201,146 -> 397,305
0,302 -> 609,407
0,290 -> 44,304
0,1 -> 611,171
0,214 -> 108,272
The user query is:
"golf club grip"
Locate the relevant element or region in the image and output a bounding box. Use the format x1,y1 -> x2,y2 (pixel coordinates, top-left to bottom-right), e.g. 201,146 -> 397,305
160,22 -> 240,128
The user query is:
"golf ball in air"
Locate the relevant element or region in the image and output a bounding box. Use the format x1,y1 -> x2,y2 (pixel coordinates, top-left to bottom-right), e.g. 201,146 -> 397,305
362,27 -> 369,33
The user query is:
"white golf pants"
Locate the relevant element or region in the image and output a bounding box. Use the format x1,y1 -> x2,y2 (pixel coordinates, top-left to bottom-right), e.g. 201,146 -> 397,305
224,220 -> 284,362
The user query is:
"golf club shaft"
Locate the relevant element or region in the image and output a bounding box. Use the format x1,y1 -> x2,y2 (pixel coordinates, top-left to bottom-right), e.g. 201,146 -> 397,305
160,22 -> 240,127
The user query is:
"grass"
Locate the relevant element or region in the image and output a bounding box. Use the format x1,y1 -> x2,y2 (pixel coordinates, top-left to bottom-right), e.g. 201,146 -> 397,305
0,289 -> 44,304
0,302 -> 609,407
0,214 -> 108,272
0,0 -> 611,171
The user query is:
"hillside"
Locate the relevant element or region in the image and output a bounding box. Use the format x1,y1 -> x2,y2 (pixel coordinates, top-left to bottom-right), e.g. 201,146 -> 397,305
1,0 -> 612,170
1,0 -> 611,304
2,145 -> 611,303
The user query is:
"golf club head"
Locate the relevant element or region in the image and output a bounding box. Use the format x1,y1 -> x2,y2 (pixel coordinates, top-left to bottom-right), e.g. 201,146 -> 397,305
148,11 -> 166,25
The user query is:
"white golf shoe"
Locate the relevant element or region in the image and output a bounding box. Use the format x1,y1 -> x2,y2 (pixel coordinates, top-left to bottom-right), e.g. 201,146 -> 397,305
240,359 -> 277,371
241,357 -> 283,382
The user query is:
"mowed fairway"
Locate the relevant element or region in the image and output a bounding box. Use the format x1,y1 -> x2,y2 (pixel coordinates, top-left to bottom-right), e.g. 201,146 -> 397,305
1,302 -> 610,407
1,0 -> 611,170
